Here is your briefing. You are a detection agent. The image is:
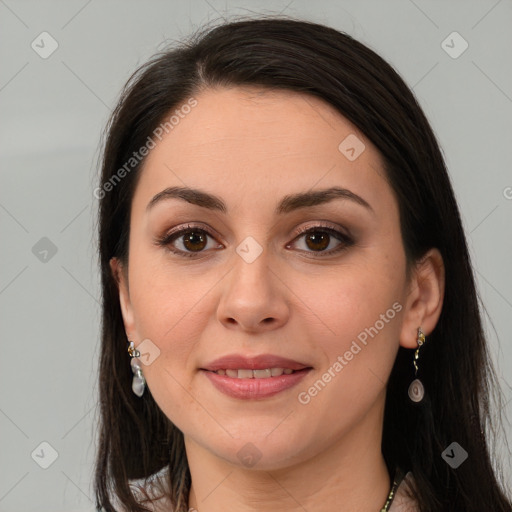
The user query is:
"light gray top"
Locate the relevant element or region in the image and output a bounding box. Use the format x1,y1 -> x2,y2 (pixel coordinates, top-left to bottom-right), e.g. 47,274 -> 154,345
122,467 -> 419,512
388,471 -> 419,512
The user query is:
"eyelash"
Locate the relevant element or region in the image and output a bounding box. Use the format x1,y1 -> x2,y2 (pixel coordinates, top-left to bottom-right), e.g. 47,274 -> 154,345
155,222 -> 354,259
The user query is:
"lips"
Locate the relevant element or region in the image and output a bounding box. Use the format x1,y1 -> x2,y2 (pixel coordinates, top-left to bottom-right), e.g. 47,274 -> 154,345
215,368 -> 295,378
202,367 -> 312,399
201,354 -> 311,372
200,354 -> 312,399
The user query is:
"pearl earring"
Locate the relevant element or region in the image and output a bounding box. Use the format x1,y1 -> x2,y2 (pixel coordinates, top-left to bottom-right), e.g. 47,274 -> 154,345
128,340 -> 146,397
408,327 -> 426,403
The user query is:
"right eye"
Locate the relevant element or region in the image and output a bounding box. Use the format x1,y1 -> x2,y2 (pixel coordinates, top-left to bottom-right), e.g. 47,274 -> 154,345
156,224 -> 224,258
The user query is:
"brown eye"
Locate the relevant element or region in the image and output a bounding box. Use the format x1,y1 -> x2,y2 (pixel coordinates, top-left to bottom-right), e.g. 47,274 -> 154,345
288,226 -> 354,257
157,224 -> 222,258
182,230 -> 208,252
304,231 -> 330,251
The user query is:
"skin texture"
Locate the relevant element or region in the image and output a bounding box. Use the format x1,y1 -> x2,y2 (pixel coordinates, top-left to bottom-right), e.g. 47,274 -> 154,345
111,86 -> 445,512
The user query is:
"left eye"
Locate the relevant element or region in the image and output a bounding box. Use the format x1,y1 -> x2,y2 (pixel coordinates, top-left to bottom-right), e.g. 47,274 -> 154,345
287,227 -> 352,255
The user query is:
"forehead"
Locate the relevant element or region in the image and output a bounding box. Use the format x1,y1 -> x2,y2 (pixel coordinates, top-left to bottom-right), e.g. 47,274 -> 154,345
132,86 -> 390,215
151,86 -> 367,159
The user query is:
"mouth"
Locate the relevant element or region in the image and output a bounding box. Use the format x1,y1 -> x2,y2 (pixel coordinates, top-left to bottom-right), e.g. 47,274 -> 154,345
199,353 -> 313,399
207,367 -> 300,378
200,367 -> 313,399
201,353 -> 311,372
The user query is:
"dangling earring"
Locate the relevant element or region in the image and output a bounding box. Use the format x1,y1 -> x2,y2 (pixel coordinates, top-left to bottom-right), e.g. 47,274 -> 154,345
408,327 -> 426,403
128,340 -> 146,397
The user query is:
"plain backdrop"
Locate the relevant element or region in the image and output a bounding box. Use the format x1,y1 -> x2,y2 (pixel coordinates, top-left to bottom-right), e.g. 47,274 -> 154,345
1,1 -> 511,510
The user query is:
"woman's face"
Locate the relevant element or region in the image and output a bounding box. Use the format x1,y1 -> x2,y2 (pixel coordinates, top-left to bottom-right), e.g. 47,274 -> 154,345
114,86 -> 416,470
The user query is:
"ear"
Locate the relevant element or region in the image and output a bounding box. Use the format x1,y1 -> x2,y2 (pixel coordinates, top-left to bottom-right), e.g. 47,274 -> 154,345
110,257 -> 137,339
399,248 -> 445,349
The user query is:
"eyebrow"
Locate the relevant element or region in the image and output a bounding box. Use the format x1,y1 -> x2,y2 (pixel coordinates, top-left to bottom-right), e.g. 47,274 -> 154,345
146,185 -> 374,215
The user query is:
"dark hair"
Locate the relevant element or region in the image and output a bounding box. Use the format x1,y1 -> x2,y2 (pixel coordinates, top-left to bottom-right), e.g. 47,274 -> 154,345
94,14 -> 512,512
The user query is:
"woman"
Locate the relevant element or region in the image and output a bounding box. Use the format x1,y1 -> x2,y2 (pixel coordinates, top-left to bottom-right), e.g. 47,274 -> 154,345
94,16 -> 512,512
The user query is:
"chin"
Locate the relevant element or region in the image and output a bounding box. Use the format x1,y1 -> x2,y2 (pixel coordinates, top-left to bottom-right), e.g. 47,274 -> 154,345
203,432 -> 310,471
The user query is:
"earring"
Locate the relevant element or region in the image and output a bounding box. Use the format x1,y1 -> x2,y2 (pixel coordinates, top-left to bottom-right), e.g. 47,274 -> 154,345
408,327 -> 426,403
128,340 -> 146,397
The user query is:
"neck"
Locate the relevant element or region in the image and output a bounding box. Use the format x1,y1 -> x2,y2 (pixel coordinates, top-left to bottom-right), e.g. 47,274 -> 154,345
185,400 -> 391,512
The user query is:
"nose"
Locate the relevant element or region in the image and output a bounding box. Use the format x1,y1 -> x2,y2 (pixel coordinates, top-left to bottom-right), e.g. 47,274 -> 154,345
216,245 -> 291,333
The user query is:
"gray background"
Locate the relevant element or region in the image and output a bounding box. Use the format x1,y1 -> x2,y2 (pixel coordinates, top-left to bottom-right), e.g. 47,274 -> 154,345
1,0 -> 511,510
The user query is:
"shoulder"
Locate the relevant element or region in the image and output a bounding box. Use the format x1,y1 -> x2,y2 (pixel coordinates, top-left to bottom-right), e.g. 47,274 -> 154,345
127,465 -> 174,512
388,471 -> 420,512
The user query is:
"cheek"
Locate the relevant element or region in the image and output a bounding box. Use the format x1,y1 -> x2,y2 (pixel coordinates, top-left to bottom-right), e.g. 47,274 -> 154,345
127,248 -> 216,374
297,256 -> 403,344
293,252 -> 404,401
127,258 -> 213,421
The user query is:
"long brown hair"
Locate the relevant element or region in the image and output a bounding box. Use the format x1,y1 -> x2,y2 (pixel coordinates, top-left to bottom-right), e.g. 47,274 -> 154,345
94,15 -> 512,511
